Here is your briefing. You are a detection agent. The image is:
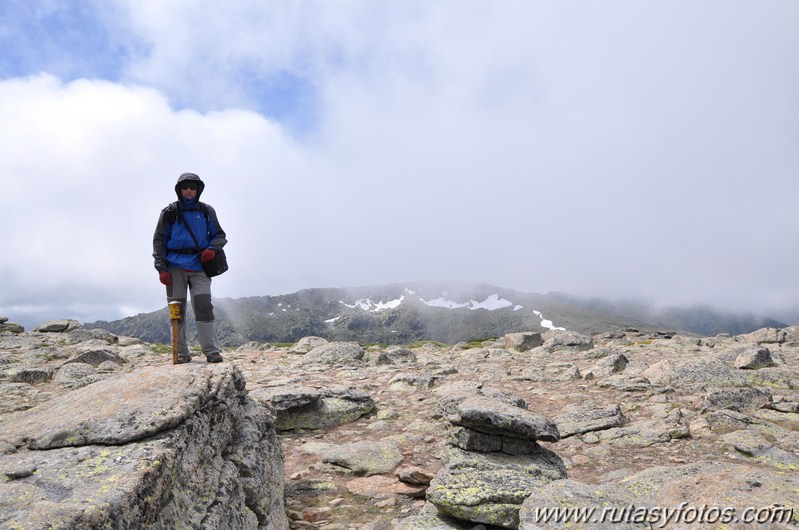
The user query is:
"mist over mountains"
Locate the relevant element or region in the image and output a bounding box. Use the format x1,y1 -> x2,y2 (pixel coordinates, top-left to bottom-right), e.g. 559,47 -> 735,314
84,283 -> 786,346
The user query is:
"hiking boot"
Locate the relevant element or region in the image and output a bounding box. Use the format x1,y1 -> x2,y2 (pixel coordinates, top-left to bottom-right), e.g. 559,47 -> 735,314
206,352 -> 223,363
176,355 -> 192,364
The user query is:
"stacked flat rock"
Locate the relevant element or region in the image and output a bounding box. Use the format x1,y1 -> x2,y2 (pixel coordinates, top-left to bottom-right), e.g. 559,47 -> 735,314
0,316 -> 23,333
249,384 -> 375,431
425,389 -> 565,528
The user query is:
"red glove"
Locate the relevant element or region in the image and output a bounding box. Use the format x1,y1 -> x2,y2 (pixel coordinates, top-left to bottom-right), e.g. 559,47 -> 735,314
200,249 -> 216,263
159,271 -> 172,285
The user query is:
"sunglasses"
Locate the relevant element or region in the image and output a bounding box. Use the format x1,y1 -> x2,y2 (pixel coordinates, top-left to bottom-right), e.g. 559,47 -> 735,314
180,182 -> 199,190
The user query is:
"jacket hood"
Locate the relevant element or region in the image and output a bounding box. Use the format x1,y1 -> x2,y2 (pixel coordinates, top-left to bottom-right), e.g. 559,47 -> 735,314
174,172 -> 205,201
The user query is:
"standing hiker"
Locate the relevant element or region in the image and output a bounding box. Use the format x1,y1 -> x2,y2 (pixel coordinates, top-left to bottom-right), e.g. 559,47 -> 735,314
152,173 -> 227,363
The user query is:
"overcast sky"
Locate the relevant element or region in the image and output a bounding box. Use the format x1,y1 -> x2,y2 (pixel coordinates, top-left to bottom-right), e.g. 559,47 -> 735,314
1,1 -> 798,329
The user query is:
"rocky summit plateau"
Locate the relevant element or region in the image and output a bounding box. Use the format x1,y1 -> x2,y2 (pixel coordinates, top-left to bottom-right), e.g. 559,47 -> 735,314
0,315 -> 797,529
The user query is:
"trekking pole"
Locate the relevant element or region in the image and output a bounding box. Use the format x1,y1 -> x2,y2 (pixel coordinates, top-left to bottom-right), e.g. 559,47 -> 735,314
169,301 -> 181,365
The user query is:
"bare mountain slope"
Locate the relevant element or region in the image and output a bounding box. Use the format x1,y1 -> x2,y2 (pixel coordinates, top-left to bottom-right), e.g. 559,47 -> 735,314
85,283 -> 784,346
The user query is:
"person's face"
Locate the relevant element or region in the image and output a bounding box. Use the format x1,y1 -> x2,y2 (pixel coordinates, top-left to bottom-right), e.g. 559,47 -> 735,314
180,181 -> 199,199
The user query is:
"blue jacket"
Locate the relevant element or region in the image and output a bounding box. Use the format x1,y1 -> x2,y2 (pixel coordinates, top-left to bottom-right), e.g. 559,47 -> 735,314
153,176 -> 227,272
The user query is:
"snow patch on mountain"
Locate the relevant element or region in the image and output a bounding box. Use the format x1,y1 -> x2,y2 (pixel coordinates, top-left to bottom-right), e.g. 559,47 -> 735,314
421,293 -> 513,311
534,310 -> 565,331
420,298 -> 470,309
341,293 -> 516,312
336,291 -> 566,331
340,296 -> 405,311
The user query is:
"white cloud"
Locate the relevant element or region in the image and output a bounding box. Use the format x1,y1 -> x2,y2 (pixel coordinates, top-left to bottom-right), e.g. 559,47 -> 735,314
1,1 -> 799,329
0,73 -> 305,326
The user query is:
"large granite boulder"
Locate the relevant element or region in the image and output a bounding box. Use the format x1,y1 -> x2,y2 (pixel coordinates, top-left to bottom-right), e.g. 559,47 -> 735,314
504,332 -> 543,352
33,319 -> 81,333
0,364 -> 288,529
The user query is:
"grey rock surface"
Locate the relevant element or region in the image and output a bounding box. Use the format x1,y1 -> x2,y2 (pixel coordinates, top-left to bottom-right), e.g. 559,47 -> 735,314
374,347 -> 417,365
519,479 -> 642,529
3,321 -> 799,529
0,364 -> 288,529
504,332 -> 543,352
63,347 -> 126,367
584,353 -> 629,378
641,357 -> 748,388
52,361 -> 97,388
442,395 -> 560,442
288,335 -> 329,354
33,319 -> 81,333
428,447 -> 566,528
540,330 -> 593,352
735,346 -> 776,369
251,384 -> 375,431
322,440 -> 404,476
554,403 -> 625,438
0,318 -> 24,333
295,341 -> 365,366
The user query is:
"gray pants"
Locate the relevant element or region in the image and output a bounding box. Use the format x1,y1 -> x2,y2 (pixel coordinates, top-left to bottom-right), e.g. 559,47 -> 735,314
166,268 -> 221,358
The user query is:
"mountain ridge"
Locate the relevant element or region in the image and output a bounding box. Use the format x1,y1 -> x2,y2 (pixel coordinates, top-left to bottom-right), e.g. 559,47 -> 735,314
84,282 -> 786,346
